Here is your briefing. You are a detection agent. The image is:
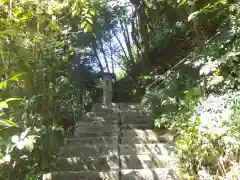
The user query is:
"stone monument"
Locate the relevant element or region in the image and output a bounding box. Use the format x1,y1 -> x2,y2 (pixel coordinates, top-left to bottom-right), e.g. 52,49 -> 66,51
101,72 -> 114,105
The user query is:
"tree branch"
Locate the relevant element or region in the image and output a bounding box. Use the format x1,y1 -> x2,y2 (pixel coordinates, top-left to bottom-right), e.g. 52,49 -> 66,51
112,30 -> 130,64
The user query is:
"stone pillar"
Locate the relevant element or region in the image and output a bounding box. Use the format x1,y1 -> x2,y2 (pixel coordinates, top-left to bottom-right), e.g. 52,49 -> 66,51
102,74 -> 113,105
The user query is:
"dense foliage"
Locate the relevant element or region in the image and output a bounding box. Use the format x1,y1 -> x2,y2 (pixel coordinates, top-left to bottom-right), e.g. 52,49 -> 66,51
1,0 -> 240,179
0,0 -> 110,179
142,0 -> 240,179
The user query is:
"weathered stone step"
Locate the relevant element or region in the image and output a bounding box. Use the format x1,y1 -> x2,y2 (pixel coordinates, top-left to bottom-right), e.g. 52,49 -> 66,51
77,120 -> 118,126
121,117 -> 154,124
43,170 -> 119,180
74,130 -> 118,137
120,111 -> 151,117
119,143 -> 171,155
54,155 -> 119,171
121,129 -> 164,138
121,124 -> 154,130
92,103 -> 120,113
120,155 -> 171,169
75,124 -> 119,133
87,111 -> 120,117
120,133 -> 174,145
121,168 -> 179,180
80,113 -> 120,122
119,103 -> 149,111
60,144 -> 118,157
65,136 -> 118,146
92,103 -> 119,109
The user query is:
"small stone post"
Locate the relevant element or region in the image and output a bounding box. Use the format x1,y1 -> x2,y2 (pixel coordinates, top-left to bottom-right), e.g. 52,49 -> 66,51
102,73 -> 113,105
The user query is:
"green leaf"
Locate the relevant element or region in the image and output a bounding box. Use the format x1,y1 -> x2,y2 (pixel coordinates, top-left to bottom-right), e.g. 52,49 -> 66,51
5,98 -> 23,103
0,101 -> 8,108
72,10 -> 77,17
188,11 -> 199,22
0,119 -> 17,127
21,127 -> 31,139
85,23 -> 92,32
192,87 -> 201,96
3,30 -> 17,35
80,21 -> 86,29
0,80 -> 7,90
46,21 -> 60,31
86,17 -> 93,24
143,75 -> 152,80
0,98 -> 22,109
10,73 -> 27,81
178,0 -> 186,7
0,34 -> 8,39
56,125 -> 64,132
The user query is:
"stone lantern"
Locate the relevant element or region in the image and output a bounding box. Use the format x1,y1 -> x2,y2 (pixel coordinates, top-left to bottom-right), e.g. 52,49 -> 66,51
100,72 -> 115,105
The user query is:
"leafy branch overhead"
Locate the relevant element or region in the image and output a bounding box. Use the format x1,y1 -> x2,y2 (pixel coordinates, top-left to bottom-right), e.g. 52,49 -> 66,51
0,0 -> 240,179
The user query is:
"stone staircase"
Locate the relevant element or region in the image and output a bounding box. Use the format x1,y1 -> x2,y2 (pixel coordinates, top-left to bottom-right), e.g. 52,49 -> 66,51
43,103 -> 179,180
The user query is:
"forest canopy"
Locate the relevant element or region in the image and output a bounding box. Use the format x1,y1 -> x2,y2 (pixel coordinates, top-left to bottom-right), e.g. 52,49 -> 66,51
0,0 -> 240,179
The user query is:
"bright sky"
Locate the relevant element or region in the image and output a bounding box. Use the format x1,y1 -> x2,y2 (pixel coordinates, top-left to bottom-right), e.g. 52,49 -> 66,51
98,0 -> 132,74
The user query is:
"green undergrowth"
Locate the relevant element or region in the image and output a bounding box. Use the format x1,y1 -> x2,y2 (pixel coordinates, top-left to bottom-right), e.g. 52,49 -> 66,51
142,2 -> 240,179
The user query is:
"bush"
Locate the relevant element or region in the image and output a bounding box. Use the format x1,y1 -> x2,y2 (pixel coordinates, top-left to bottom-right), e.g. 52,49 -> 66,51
141,2 -> 240,179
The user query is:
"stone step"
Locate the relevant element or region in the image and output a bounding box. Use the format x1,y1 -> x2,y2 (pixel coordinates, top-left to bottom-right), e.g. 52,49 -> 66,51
80,113 -> 120,122
60,144 -> 118,157
74,130 -> 118,137
119,143 -> 172,155
43,170 -> 119,180
92,103 -> 120,113
121,168 -> 179,180
54,155 -> 119,171
87,111 -> 120,117
76,120 -> 118,126
120,155 -> 171,169
120,111 -> 151,118
121,124 -> 154,130
121,129 -> 164,138
119,103 -> 149,111
92,103 -> 120,109
75,124 -> 119,133
65,136 -> 118,146
120,116 -> 154,124
120,133 -> 174,145
84,111 -> 119,117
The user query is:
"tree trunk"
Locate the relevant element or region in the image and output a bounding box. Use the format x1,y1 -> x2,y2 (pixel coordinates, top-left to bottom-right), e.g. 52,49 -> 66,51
120,19 -> 135,66
112,30 -> 130,64
131,0 -> 150,72
92,41 -> 104,73
99,39 -> 110,73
